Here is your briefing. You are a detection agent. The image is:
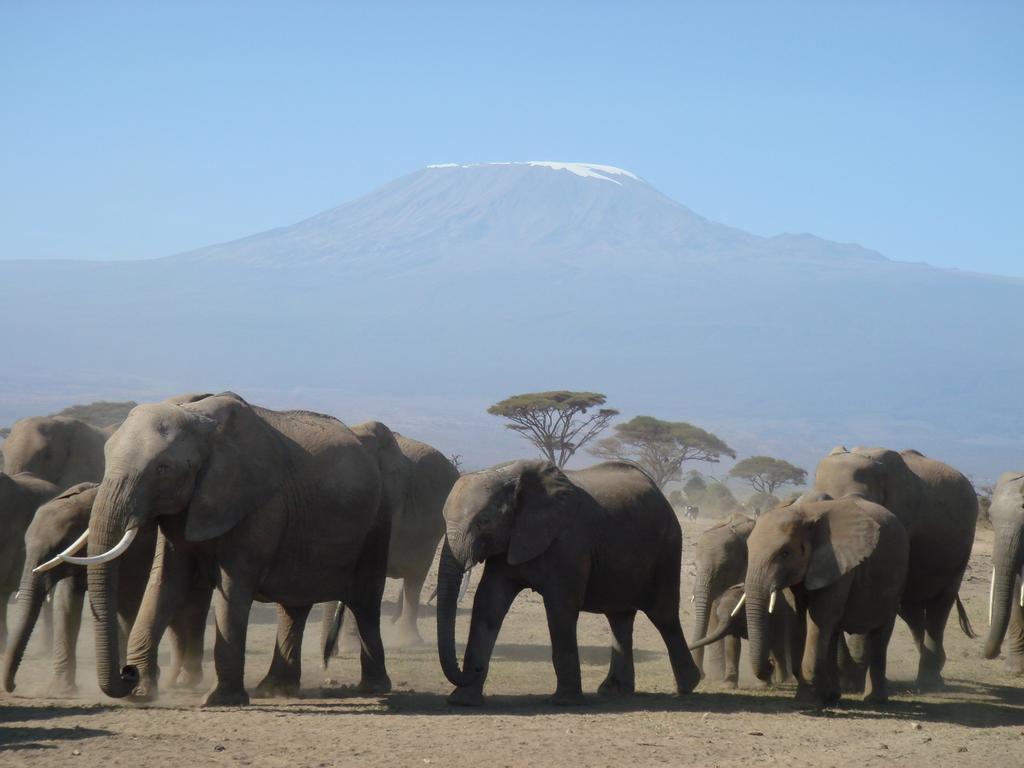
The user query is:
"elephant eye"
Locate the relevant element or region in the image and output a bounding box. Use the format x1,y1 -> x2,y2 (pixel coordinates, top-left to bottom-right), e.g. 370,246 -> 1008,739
156,463 -> 171,475
779,549 -> 790,560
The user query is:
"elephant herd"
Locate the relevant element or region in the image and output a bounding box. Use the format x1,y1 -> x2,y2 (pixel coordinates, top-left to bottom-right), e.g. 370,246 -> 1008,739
0,392 -> 1021,709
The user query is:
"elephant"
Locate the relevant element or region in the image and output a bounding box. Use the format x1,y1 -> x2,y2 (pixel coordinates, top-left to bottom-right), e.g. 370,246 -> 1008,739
2,483 -> 206,696
807,447 -> 977,688
53,392 -> 390,707
742,498 -> 908,705
983,471 -> 1024,673
2,415 -> 109,488
0,472 -> 59,651
436,459 -> 702,706
320,421 -> 459,659
1,413 -> 112,653
687,584 -> 802,687
690,513 -> 755,680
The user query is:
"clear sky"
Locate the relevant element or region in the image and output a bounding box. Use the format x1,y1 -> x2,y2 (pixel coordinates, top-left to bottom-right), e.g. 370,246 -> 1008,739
2,2 -> 1021,275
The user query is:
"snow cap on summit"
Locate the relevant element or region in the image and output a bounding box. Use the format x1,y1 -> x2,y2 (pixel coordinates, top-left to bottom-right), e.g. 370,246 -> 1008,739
425,161 -> 639,185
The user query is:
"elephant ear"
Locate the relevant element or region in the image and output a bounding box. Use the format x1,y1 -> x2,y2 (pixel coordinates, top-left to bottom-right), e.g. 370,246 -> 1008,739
805,503 -> 880,591
185,403 -> 272,542
507,462 -> 577,566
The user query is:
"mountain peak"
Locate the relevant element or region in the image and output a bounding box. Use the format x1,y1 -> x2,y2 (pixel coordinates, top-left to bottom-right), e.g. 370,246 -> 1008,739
425,161 -> 640,185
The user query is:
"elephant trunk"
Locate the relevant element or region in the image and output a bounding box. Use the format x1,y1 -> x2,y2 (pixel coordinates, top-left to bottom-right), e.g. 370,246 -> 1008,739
436,541 -> 475,687
86,479 -> 140,698
745,589 -> 774,682
984,530 -> 1023,659
688,613 -> 737,650
2,576 -> 46,692
690,574 -> 713,672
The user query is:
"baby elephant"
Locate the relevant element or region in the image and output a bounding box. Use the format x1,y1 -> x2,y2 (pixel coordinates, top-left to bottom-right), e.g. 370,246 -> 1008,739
742,498 -> 908,705
688,584 -> 802,688
436,460 -> 701,706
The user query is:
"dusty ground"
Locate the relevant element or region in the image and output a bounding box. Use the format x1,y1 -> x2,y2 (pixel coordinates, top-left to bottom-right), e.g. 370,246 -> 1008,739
1,519 -> 1022,767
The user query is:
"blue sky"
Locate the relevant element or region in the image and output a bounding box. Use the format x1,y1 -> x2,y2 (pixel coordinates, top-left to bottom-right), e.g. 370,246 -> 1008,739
2,2 -> 1021,275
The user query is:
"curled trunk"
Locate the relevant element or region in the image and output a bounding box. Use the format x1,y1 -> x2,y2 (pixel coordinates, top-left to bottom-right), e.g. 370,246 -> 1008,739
745,591 -> 774,682
2,578 -> 46,692
86,482 -> 139,698
436,542 -> 474,687
985,531 -> 1023,659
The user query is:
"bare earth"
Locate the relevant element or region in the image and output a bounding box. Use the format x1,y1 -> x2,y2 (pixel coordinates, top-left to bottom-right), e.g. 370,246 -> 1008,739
2,520 -> 1022,767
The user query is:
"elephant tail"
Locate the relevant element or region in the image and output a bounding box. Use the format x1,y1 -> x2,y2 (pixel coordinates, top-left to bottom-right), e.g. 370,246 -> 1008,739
321,603 -> 346,669
955,594 -> 977,639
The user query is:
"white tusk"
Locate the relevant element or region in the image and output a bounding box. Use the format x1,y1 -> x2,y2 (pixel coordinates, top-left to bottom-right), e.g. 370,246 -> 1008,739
730,592 -> 747,618
59,527 -> 137,566
14,590 -> 20,601
1020,582 -> 1023,609
689,594 -> 695,605
989,568 -> 995,625
768,589 -> 777,615
33,529 -> 91,574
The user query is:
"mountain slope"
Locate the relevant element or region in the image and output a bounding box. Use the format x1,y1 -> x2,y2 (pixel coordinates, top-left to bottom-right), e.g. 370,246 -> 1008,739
0,162 -> 1019,476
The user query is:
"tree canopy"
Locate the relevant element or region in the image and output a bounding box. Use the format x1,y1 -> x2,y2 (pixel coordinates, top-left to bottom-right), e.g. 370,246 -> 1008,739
487,391 -> 619,468
729,455 -> 807,495
590,415 -> 735,489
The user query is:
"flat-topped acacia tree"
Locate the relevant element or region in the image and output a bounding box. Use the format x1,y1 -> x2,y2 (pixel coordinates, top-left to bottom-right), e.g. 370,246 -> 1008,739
728,455 -> 807,496
487,391 -> 619,468
590,415 -> 735,489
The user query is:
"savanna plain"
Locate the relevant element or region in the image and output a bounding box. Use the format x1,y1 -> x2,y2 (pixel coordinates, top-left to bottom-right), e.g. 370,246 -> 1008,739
1,519 -> 1021,768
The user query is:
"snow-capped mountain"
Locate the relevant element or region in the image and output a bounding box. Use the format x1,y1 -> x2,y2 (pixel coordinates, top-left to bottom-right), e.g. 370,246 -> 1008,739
0,162 -> 1020,476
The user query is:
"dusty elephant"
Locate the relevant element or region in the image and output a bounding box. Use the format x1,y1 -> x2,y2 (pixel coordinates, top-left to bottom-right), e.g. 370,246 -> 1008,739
688,583 -> 802,688
0,472 -> 59,651
807,447 -> 977,689
743,498 -> 908,705
1,413 -> 113,653
2,483 -> 206,695
320,422 -> 459,660
54,392 -> 390,707
983,471 -> 1024,673
690,513 -> 756,680
436,460 -> 701,706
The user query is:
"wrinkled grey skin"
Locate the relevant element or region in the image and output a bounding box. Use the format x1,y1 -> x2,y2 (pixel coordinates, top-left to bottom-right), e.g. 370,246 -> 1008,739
688,584 -> 802,688
983,472 -> 1024,673
436,460 -> 701,706
807,447 -> 977,689
1,415 -> 110,653
0,472 -> 59,652
320,422 -> 459,658
745,498 -> 908,705
82,392 -> 388,707
1,483 -> 205,695
691,513 -> 755,679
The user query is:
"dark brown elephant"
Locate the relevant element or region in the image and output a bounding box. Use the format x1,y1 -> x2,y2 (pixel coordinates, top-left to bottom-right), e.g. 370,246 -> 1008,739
55,393 -> 389,707
807,447 -> 977,689
983,471 -> 1024,673
436,460 -> 701,706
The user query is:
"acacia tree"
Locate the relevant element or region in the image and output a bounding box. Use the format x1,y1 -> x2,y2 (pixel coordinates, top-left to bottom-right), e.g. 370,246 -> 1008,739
590,415 -> 735,489
729,456 -> 807,495
487,391 -> 619,468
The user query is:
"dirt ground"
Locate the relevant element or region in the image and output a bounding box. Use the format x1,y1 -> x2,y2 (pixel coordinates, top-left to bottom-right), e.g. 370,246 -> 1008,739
2,519 -> 1022,767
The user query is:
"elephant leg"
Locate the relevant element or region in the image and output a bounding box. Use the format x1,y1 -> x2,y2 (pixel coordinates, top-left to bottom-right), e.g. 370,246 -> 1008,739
394,573 -> 427,647
202,574 -> 254,708
1005,576 -> 1024,675
838,633 -> 868,693
166,577 -> 211,689
917,590 -> 956,690
645,608 -> 702,696
543,595 -> 584,705
126,538 -> 194,701
799,613 -> 840,705
703,610 -> 726,682
598,610 -> 636,697
447,567 -> 522,707
319,601 -> 342,664
723,634 -> 741,688
390,588 -> 404,624
48,579 -> 84,696
347,602 -> 391,695
864,616 -> 896,704
254,604 -> 312,698
39,595 -> 54,655
0,592 -> 7,653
